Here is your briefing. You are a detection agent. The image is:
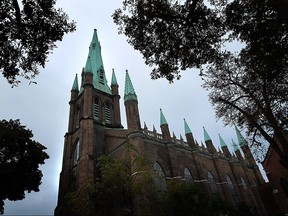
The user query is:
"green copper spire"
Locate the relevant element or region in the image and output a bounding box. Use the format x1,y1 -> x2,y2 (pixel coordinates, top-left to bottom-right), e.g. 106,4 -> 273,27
124,70 -> 137,102
218,134 -> 227,147
160,109 -> 168,125
203,127 -> 212,142
84,29 -> 111,94
235,126 -> 248,147
231,139 -> 239,152
184,118 -> 192,135
72,74 -> 79,91
111,69 -> 118,85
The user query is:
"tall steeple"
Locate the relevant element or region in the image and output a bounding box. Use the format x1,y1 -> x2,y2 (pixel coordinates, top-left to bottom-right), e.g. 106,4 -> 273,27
232,139 -> 243,161
84,29 -> 111,94
235,125 -> 248,147
124,71 -> 141,131
160,109 -> 171,141
184,119 -> 196,148
203,127 -> 216,154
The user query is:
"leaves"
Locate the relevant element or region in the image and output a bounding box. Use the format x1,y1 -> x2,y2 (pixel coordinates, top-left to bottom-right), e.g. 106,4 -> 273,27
0,0 -> 76,86
0,119 -> 49,214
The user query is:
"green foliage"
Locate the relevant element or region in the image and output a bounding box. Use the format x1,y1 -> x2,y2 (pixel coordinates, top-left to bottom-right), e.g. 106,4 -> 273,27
0,0 -> 76,86
0,119 -> 49,214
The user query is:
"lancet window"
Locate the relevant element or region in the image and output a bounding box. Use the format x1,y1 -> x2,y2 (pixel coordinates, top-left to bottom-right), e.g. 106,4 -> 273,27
227,175 -> 239,204
73,139 -> 80,165
184,167 -> 193,183
93,98 -> 100,120
208,171 -> 218,194
105,102 -> 111,124
153,162 -> 166,191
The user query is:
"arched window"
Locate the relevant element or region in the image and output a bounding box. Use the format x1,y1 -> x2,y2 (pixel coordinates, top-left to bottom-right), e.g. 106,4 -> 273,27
98,67 -> 104,84
184,167 -> 193,183
208,171 -> 218,194
93,98 -> 100,120
105,102 -> 111,124
227,175 -> 239,204
153,162 -> 166,190
73,139 -> 80,165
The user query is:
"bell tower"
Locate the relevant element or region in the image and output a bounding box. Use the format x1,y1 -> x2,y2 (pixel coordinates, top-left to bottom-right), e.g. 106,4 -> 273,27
55,29 -> 122,216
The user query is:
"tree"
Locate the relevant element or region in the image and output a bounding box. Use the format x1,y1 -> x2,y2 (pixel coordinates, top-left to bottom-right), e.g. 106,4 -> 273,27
0,119 -> 49,214
113,0 -> 225,81
113,0 -> 288,165
0,0 -> 76,86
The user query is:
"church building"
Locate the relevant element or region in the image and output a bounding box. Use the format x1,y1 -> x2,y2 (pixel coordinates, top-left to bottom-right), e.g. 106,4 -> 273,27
55,29 -> 268,215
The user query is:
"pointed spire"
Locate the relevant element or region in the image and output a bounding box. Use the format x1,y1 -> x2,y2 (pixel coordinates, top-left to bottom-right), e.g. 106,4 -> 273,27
144,122 -> 148,130
203,127 -> 212,142
184,118 -> 192,135
72,74 -> 79,91
84,29 -> 111,94
231,139 -> 239,152
160,109 -> 168,125
124,70 -> 138,102
172,131 -> 176,139
153,125 -> 157,132
111,69 -> 118,86
235,126 -> 248,147
218,134 -> 227,147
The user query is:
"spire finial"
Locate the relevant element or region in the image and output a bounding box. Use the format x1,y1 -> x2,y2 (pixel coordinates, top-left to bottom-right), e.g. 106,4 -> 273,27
72,74 -> 79,91
160,109 -> 168,125
235,125 -> 248,147
124,71 -> 137,102
184,118 -> 192,135
203,127 -> 212,142
111,69 -> 118,85
218,133 -> 227,147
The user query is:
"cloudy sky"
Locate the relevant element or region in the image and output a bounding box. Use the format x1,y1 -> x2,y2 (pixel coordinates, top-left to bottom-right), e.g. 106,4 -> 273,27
1,1 -> 266,215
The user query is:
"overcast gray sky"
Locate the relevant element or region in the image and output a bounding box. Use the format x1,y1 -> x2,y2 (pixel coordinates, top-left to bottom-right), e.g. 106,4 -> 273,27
1,1 -> 265,215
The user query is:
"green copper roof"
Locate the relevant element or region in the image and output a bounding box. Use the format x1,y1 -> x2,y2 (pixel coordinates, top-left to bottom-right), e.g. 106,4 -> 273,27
84,29 -> 112,94
235,126 -> 248,147
124,70 -> 137,102
72,74 -> 79,91
160,109 -> 168,125
231,139 -> 239,152
218,134 -> 227,147
203,127 -> 212,142
184,118 -> 192,135
111,69 -> 118,85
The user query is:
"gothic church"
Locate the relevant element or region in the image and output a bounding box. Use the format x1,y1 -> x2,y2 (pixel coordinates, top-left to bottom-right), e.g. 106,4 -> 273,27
55,29 -> 267,215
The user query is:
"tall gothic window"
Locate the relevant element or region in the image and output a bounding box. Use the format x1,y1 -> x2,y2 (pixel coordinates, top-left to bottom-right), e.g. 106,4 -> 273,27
153,162 -> 166,191
93,98 -> 100,120
98,67 -> 104,84
227,175 -> 240,204
105,102 -> 111,124
208,171 -> 218,194
73,139 -> 80,165
241,177 -> 253,204
184,167 -> 193,183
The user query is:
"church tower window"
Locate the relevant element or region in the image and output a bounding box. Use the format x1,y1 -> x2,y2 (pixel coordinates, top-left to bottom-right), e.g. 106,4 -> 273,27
184,167 -> 193,183
75,108 -> 80,129
227,175 -> 239,204
73,139 -> 80,165
208,171 -> 218,194
93,98 -> 100,120
105,102 -> 111,124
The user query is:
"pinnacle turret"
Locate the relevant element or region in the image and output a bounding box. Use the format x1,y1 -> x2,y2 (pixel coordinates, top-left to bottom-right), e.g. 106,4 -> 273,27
72,74 -> 79,91
160,109 -> 168,126
203,127 -> 212,142
184,118 -> 192,135
111,69 -> 118,86
218,134 -> 227,147
124,70 -> 137,102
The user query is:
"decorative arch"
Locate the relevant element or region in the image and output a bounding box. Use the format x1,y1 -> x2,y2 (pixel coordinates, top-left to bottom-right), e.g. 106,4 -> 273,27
208,171 -> 218,194
184,167 -> 193,183
227,175 -> 239,204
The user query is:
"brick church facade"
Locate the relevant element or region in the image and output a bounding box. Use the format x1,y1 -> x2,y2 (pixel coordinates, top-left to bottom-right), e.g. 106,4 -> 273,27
55,29 -> 268,215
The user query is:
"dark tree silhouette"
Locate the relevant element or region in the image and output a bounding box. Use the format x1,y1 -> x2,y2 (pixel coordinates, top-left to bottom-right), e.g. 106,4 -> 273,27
0,119 -> 49,214
0,0 -> 76,86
